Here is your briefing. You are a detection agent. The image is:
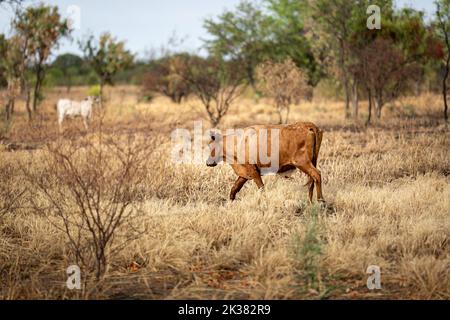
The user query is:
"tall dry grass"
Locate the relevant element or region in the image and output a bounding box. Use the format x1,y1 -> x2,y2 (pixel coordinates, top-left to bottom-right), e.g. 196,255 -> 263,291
0,87 -> 449,299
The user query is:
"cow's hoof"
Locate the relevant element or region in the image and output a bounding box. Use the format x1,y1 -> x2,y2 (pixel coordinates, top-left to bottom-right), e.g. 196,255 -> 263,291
317,199 -> 327,208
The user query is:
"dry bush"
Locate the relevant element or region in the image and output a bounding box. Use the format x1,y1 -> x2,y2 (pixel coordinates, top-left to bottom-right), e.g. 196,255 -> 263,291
178,56 -> 246,127
22,132 -> 154,280
142,54 -> 191,103
256,58 -> 309,124
0,161 -> 26,219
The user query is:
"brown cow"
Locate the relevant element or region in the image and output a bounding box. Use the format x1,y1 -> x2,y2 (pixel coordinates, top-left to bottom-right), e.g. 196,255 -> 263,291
206,122 -> 324,203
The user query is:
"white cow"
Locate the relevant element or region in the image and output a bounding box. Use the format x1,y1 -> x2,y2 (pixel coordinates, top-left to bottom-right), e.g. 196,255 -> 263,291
57,96 -> 97,132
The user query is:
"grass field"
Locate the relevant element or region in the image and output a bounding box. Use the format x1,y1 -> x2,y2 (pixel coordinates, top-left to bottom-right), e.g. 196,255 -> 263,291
0,86 -> 449,299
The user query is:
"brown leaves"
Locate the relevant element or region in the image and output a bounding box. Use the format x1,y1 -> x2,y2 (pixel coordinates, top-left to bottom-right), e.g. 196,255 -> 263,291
256,58 -> 309,123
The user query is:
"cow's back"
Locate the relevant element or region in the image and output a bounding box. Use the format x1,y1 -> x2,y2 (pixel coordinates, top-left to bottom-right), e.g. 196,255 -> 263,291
225,122 -> 321,174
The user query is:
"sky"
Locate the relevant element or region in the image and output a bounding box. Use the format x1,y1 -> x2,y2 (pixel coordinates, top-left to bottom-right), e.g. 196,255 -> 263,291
0,0 -> 438,59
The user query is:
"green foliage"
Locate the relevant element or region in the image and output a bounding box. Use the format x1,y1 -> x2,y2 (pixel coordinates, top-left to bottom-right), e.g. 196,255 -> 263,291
142,53 -> 192,103
436,0 -> 450,43
14,5 -> 70,62
48,53 -> 99,89
80,32 -> 134,89
12,4 -> 70,116
0,34 -> 7,88
435,0 -> 450,121
204,0 -> 321,87
264,0 -> 322,85
88,85 -> 101,98
204,1 -> 272,89
292,206 -> 334,298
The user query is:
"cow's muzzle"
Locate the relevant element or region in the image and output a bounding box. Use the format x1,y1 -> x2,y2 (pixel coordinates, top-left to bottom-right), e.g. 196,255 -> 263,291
206,161 -> 217,167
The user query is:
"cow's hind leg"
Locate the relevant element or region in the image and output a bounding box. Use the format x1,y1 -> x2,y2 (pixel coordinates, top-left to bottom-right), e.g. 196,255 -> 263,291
296,161 -> 324,203
308,181 -> 315,204
230,177 -> 248,201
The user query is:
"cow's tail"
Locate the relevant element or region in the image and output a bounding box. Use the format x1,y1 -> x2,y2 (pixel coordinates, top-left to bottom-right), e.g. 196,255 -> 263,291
305,126 -> 323,187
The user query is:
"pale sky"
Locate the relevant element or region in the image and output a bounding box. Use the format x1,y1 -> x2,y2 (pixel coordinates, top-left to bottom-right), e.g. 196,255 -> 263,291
0,0 -> 437,59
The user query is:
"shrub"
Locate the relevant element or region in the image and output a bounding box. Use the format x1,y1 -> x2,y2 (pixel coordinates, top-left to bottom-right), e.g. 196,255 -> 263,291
23,132 -> 155,280
142,54 -> 191,104
88,84 -> 101,98
178,55 -> 246,126
256,58 -> 309,124
0,161 -> 26,219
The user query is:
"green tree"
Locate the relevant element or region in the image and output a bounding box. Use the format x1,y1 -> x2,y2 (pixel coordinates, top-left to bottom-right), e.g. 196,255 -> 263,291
204,1 -> 272,91
304,0 -> 356,118
80,32 -> 134,107
264,0 -> 322,86
436,0 -> 450,122
350,4 -> 441,122
204,0 -> 320,91
142,53 -> 192,103
0,34 -> 7,88
51,53 -> 84,92
2,35 -> 29,121
13,5 -> 69,118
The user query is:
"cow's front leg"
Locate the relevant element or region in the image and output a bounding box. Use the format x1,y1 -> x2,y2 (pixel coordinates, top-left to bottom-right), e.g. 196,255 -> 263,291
253,175 -> 264,190
83,117 -> 89,131
230,177 -> 248,201
58,118 -> 64,134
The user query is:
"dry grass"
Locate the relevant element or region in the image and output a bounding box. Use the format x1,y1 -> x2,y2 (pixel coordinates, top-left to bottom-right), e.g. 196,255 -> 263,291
0,86 -> 449,299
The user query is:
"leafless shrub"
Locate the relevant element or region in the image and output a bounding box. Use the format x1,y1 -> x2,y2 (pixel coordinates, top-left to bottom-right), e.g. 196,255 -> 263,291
256,58 -> 309,124
178,56 -> 246,127
23,131 -> 154,280
0,161 -> 26,219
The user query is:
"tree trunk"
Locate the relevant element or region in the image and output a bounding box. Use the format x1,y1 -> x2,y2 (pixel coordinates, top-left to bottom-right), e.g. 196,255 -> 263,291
66,75 -> 72,93
351,78 -> 359,119
99,82 -> 104,108
32,66 -> 44,114
443,54 -> 450,123
5,100 -> 12,122
366,88 -> 372,126
25,88 -> 32,121
375,97 -> 383,120
344,78 -> 351,119
338,39 -> 351,119
276,105 -> 284,124
285,106 -> 290,124
32,80 -> 39,113
246,64 -> 257,93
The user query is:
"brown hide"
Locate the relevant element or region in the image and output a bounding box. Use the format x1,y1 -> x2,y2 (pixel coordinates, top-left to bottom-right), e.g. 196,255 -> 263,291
207,122 -> 324,202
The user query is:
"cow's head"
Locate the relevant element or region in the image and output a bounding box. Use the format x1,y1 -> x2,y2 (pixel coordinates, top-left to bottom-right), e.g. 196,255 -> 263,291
206,132 -> 223,167
86,96 -> 100,104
